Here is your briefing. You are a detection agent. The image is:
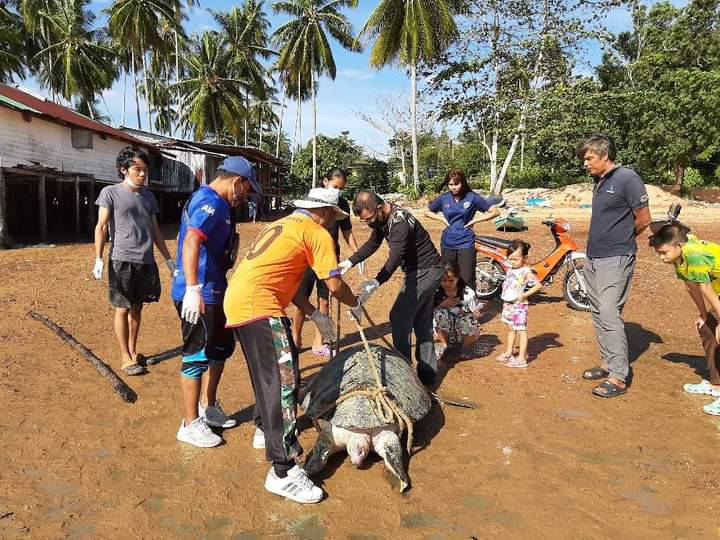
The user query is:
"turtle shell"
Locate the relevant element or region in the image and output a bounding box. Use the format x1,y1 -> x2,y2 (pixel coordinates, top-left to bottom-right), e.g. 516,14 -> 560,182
301,345 -> 432,430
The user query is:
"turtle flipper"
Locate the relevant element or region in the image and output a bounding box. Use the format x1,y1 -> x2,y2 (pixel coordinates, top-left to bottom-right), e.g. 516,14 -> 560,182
304,420 -> 337,476
373,430 -> 410,492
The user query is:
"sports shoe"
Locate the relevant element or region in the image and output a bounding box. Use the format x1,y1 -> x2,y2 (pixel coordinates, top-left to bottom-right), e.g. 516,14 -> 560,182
176,417 -> 222,448
264,465 -> 323,503
199,400 -> 237,428
683,380 -> 720,398
252,427 -> 265,449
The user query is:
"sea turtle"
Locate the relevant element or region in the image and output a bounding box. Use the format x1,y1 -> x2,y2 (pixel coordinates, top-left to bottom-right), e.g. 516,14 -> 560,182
301,344 -> 432,491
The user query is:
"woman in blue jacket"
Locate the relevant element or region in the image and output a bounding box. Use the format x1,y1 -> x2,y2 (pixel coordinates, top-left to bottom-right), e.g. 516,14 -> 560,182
425,169 -> 499,290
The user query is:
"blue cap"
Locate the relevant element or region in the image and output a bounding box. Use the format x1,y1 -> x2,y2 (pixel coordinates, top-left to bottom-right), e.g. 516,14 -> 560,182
220,156 -> 262,194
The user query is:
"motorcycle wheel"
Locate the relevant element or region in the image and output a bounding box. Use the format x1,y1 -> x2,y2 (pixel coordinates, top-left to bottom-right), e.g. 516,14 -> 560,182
564,262 -> 591,311
475,258 -> 504,299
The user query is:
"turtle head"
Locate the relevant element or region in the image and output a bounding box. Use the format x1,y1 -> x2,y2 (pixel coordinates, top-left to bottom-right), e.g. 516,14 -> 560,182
347,432 -> 371,467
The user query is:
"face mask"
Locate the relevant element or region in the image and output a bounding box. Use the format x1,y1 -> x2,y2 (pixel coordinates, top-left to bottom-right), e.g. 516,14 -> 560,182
368,215 -> 384,229
124,176 -> 144,189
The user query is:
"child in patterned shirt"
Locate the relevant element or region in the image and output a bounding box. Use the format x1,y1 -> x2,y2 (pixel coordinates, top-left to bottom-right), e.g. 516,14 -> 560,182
497,240 -> 542,368
433,261 -> 483,360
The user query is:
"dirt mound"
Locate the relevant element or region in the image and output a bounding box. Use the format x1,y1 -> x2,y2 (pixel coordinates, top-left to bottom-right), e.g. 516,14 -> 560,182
503,183 -> 697,209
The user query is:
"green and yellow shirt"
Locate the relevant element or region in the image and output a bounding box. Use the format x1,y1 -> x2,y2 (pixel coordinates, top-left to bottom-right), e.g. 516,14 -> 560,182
674,235 -> 720,295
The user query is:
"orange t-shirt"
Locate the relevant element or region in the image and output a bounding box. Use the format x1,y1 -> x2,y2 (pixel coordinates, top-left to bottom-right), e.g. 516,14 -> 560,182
224,210 -> 340,325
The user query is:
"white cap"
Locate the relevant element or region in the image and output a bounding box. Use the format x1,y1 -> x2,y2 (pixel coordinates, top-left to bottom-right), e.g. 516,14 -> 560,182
293,188 -> 348,218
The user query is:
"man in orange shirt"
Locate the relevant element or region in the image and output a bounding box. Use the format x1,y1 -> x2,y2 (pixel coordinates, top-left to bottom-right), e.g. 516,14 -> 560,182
224,187 -> 361,504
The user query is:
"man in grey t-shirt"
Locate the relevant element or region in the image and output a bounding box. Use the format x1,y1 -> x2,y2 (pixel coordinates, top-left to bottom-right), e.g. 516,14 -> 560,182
93,147 -> 174,376
577,135 -> 651,398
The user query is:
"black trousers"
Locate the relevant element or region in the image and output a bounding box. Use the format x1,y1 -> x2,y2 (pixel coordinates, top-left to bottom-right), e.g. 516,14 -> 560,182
233,317 -> 301,472
441,247 -> 477,290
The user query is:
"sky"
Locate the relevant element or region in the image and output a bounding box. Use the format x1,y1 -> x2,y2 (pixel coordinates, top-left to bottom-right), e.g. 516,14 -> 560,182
19,0 -> 645,156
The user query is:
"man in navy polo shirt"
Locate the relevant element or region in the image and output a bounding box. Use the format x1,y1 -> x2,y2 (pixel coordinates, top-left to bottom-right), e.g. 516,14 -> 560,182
577,135 -> 651,398
172,156 -> 261,447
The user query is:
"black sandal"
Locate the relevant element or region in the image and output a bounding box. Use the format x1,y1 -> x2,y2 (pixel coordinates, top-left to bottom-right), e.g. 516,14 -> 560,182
592,379 -> 627,398
583,366 -> 609,380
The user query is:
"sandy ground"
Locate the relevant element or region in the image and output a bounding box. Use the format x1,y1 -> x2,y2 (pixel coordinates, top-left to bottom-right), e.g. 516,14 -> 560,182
1,203 -> 720,539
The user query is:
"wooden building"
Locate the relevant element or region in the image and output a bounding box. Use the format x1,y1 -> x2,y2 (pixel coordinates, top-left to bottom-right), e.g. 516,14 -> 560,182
121,128 -> 285,220
0,85 -> 164,246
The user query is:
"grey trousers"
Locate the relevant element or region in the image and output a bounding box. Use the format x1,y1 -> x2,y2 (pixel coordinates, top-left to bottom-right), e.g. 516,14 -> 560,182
584,255 -> 636,382
389,265 -> 444,379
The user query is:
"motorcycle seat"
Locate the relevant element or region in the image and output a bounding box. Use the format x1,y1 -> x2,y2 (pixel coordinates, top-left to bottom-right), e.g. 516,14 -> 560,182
475,235 -> 513,250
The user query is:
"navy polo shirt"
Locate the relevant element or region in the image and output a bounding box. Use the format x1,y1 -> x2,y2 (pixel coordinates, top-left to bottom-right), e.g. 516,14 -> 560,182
587,166 -> 649,259
428,191 -> 491,249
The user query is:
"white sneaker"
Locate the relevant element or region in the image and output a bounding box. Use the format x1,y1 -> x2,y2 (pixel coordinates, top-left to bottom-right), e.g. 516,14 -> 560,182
264,465 -> 323,504
199,400 -> 237,429
176,417 -> 222,448
252,427 -> 265,449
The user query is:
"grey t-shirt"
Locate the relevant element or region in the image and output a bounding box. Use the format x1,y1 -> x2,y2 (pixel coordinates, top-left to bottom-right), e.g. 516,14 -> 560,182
96,183 -> 159,264
587,166 -> 649,259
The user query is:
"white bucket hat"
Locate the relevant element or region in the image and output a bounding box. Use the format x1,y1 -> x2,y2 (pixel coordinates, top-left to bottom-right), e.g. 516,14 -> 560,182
294,187 -> 348,218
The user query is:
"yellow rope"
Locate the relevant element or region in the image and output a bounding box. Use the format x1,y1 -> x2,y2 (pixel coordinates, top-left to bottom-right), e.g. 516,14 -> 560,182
310,307 -> 415,454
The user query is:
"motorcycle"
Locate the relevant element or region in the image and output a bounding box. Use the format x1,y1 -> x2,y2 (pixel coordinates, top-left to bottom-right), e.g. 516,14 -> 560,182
474,217 -> 590,311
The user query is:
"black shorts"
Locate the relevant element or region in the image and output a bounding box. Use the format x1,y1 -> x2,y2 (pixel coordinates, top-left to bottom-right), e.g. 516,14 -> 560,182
296,267 -> 329,301
108,260 -> 161,308
174,302 -> 235,363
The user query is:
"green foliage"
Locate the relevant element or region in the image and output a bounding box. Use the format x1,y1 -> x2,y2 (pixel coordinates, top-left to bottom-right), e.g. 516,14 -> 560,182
290,131 -> 363,192
683,167 -> 705,189
0,3 -> 26,83
346,158 -> 391,198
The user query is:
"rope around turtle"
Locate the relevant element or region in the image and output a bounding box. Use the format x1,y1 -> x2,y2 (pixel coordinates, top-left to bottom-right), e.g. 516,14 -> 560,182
310,307 -> 415,455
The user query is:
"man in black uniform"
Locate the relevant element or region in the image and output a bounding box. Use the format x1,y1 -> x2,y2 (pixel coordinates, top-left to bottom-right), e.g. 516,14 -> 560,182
340,191 -> 443,385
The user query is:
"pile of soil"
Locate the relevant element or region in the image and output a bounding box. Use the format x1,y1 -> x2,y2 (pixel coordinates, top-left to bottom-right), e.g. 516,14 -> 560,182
503,183 -> 698,209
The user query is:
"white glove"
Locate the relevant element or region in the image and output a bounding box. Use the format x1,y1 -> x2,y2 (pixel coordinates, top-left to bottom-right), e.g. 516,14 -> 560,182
309,309 -> 337,342
165,259 -> 176,275
181,284 -> 205,325
357,260 -> 365,275
338,259 -> 353,275
357,279 -> 380,304
349,297 -> 364,323
92,258 -> 104,280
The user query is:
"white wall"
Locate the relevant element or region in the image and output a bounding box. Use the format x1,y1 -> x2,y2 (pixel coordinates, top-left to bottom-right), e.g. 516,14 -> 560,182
0,107 -> 135,182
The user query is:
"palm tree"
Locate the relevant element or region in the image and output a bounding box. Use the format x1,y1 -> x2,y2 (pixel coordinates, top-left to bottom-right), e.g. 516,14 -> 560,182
249,94 -> 280,151
213,1 -> 276,145
106,0 -> 179,131
33,0 -> 117,113
0,3 -> 25,83
174,31 -> 249,143
272,0 -> 361,186
358,0 -> 460,195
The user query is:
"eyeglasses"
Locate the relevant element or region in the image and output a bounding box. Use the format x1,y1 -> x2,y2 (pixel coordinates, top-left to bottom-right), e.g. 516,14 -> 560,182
359,206 -> 381,224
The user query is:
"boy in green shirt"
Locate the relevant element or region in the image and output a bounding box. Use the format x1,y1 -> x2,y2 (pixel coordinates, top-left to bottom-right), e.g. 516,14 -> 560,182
650,223 -> 720,416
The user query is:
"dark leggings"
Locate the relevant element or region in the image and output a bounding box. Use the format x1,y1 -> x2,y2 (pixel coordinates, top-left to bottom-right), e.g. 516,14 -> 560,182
441,247 -> 477,291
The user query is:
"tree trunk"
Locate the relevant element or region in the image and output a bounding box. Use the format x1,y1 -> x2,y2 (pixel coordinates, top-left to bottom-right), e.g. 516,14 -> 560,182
520,134 -> 525,171
121,69 -> 127,126
410,63 -> 420,196
673,165 -> 685,192
276,92 -> 285,158
174,28 -> 180,137
259,108 -> 264,150
399,138 -> 407,185
244,91 -> 249,146
311,66 -> 317,188
141,51 -> 152,132
132,49 -> 142,130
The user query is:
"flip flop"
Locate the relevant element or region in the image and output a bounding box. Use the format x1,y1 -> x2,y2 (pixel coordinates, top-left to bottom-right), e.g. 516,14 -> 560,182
122,363 -> 147,376
592,379 -> 627,398
505,357 -> 528,369
583,366 -> 609,380
683,380 -> 720,397
703,398 -> 720,416
312,344 -> 331,358
496,352 -> 513,363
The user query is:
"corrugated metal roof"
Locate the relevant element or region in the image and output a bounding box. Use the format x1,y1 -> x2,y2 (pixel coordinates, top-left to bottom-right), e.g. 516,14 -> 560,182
0,85 -> 148,146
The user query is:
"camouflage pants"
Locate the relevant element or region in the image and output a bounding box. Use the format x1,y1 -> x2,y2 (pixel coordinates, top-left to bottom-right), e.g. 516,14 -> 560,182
233,316 -> 302,467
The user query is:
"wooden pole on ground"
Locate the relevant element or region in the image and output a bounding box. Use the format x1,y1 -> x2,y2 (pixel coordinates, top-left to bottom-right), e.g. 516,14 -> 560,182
28,311 -> 137,403
38,176 -> 47,242
0,165 -> 11,248
87,177 -> 96,240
